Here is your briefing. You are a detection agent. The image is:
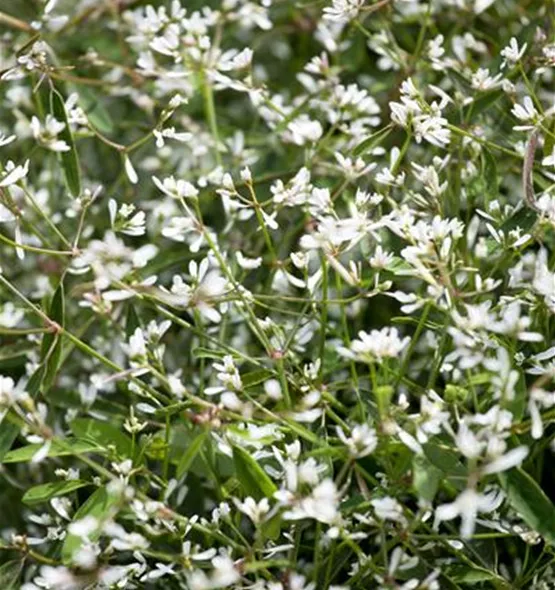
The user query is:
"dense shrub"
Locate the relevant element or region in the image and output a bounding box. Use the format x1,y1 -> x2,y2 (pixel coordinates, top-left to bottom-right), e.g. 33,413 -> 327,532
0,0 -> 554,587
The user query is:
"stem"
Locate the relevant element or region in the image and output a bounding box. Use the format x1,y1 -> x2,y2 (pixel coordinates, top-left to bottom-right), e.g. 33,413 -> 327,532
319,254 -> 329,383
0,11 -> 33,32
0,231 -> 74,257
396,301 -> 431,386
21,186 -> 72,248
202,72 -> 222,167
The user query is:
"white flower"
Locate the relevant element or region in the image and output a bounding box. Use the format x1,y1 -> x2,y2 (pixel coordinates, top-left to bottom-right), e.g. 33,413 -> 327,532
471,68 -> 502,91
236,251 -> 262,269
125,327 -> 147,364
210,555 -> 240,587
0,159 -> 30,187
109,200 -> 146,236
71,231 -> 157,291
455,423 -> 484,459
511,96 -> 538,130
234,497 -> 270,524
542,146 -> 555,168
413,113 -> 450,147
371,496 -> 406,523
31,440 -> 52,464
434,488 -> 503,538
30,115 -> 69,152
141,563 -> 175,582
474,0 -> 496,14
169,259 -> 228,323
369,245 -> 394,269
500,37 -> 527,67
153,126 -> 192,148
264,378 -> 282,400
29,565 -> 78,590
323,0 -> 365,22
153,175 -> 199,199
287,116 -> 323,145
337,423 -> 378,457
68,515 -> 98,538
123,155 -> 139,184
0,375 -> 19,407
282,479 -> 340,524
335,152 -> 376,179
341,327 -> 410,362
481,446 -> 528,475
0,302 -> 24,328
0,132 -> 16,147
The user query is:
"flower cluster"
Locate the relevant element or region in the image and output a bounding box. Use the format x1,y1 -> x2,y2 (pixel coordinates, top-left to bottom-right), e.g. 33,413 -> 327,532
0,0 -> 554,588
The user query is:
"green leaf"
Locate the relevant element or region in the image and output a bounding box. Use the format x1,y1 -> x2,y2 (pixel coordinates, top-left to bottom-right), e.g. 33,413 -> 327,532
176,429 -> 208,479
0,365 -> 47,460
282,419 -> 320,445
463,89 -> 504,120
232,445 -> 277,500
27,363 -> 47,396
423,443 -> 467,477
50,88 -> 81,197
353,125 -> 392,157
544,118 -> 555,161
0,559 -> 23,588
23,480 -> 89,505
70,418 -> 132,456
62,486 -> 119,562
0,422 -> 20,462
125,303 -> 142,337
412,454 -> 442,502
40,281 -> 65,392
242,369 -> 274,389
482,146 -> 498,202
193,347 -> 226,360
75,85 -> 114,134
500,204 -> 537,235
499,468 -> 555,544
447,564 -> 508,585
260,512 -> 282,541
3,438 -> 102,463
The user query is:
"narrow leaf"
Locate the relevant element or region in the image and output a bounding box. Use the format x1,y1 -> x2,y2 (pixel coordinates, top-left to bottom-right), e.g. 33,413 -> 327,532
62,486 -> 119,562
40,281 -> 65,392
0,559 -> 23,588
70,418 -> 132,456
423,443 -> 467,477
176,430 -> 208,479
412,454 -> 442,502
353,125 -> 392,157
23,480 -> 89,505
50,88 -> 81,197
242,369 -> 274,389
232,445 -> 277,500
0,423 -> 20,462
0,365 -> 46,460
463,89 -> 504,120
482,146 -> 498,201
75,85 -> 114,134
3,438 -> 102,463
499,468 -> 555,545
